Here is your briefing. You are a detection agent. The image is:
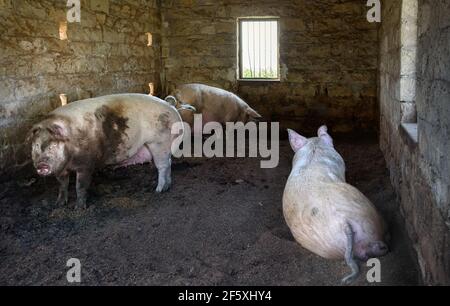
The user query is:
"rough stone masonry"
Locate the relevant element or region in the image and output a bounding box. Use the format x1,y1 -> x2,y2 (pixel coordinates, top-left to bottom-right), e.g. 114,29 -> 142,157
379,0 -> 450,285
161,0 -> 379,135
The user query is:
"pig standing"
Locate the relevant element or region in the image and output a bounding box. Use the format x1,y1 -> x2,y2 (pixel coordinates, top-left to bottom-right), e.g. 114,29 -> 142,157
165,83 -> 262,131
283,126 -> 389,284
28,94 -> 182,209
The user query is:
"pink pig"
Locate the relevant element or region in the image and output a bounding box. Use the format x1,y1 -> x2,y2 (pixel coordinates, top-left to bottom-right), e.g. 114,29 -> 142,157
165,83 -> 262,133
283,126 -> 389,284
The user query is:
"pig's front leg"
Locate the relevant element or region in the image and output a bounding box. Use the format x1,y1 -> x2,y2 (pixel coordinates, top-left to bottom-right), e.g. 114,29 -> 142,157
56,173 -> 69,206
75,169 -> 93,210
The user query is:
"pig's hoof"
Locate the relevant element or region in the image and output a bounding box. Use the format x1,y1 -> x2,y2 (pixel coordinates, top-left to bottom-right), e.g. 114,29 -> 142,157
341,274 -> 358,285
55,198 -> 68,207
75,201 -> 87,210
155,182 -> 171,193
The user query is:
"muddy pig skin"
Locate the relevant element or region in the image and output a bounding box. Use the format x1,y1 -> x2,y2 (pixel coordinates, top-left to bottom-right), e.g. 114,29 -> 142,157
28,94 -> 183,209
165,83 -> 262,129
283,126 -> 389,284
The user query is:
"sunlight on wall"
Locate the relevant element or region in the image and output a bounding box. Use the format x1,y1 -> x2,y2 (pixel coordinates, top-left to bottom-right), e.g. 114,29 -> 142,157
59,21 -> 68,40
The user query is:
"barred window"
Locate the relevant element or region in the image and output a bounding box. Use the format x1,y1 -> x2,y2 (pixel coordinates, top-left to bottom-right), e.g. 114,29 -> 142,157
238,18 -> 280,80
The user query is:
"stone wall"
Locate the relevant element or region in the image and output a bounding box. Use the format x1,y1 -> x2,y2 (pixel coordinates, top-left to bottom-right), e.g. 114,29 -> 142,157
0,0 -> 161,177
161,0 -> 379,134
379,0 -> 450,285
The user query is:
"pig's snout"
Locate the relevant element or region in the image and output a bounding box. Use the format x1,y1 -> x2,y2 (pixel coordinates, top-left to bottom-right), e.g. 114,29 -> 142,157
354,240 -> 389,261
368,241 -> 389,258
36,161 -> 51,176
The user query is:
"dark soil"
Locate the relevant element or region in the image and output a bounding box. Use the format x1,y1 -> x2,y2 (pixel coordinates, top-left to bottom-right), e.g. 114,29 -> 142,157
0,137 -> 420,285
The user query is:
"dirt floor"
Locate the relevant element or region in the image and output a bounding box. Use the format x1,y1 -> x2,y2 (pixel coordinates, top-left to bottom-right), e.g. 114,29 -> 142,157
0,137 -> 420,285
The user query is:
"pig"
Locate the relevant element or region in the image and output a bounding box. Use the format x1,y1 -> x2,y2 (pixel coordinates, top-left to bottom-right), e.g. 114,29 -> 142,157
165,83 -> 262,129
282,126 -> 389,284
27,94 -> 183,210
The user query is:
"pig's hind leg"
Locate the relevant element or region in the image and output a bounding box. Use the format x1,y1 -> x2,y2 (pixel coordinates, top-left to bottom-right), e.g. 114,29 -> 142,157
341,222 -> 360,285
146,142 -> 172,193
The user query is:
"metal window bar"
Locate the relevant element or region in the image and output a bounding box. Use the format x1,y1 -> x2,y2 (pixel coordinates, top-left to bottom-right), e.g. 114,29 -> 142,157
239,18 -> 279,80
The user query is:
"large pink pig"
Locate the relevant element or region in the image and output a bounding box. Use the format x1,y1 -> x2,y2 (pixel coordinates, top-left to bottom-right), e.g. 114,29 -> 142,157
27,94 -> 182,209
283,126 -> 389,284
165,83 -> 262,130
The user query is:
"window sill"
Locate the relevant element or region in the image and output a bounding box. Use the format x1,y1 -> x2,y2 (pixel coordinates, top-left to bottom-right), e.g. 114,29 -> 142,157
237,79 -> 281,83
400,123 -> 418,147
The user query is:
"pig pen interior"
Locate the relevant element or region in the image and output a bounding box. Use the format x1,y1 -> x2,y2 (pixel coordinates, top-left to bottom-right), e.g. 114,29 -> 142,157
0,138 -> 420,285
1,0 -> 449,285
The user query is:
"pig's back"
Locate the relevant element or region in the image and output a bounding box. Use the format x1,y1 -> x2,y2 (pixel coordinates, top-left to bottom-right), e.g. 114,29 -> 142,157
283,179 -> 385,259
51,94 -> 175,119
179,84 -> 246,106
51,94 -> 180,131
178,84 -> 246,122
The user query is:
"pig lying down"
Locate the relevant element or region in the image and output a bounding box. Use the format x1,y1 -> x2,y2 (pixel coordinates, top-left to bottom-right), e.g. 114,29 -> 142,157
28,94 -> 182,209
283,126 -> 389,284
165,83 -> 262,131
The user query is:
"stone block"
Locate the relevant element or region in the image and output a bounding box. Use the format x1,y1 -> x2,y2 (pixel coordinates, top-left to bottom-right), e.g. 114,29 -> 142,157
91,0 -> 110,14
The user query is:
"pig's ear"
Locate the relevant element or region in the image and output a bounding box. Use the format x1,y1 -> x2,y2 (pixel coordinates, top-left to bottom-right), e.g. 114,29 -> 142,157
287,129 -> 308,152
318,125 -> 333,147
47,121 -> 69,140
246,108 -> 262,120
165,95 -> 178,107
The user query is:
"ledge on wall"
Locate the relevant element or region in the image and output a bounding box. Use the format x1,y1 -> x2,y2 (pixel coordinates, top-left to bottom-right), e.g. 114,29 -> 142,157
400,123 -> 418,147
237,79 -> 281,83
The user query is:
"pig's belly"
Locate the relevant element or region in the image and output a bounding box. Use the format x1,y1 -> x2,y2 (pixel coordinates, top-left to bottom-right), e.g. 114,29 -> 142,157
115,145 -> 153,168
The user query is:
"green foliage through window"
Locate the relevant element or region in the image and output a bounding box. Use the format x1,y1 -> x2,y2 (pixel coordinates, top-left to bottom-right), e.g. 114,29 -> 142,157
242,69 -> 278,79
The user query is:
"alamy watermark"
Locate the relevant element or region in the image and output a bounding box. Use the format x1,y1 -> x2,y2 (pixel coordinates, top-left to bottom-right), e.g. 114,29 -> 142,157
171,115 -> 279,169
367,0 -> 381,23
366,258 -> 382,283
64,0 -> 379,26
63,256 -> 381,284
66,258 -> 81,283
67,0 -> 81,23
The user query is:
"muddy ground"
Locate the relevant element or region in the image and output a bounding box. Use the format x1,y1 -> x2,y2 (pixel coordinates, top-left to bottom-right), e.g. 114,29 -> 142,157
0,137 -> 420,285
